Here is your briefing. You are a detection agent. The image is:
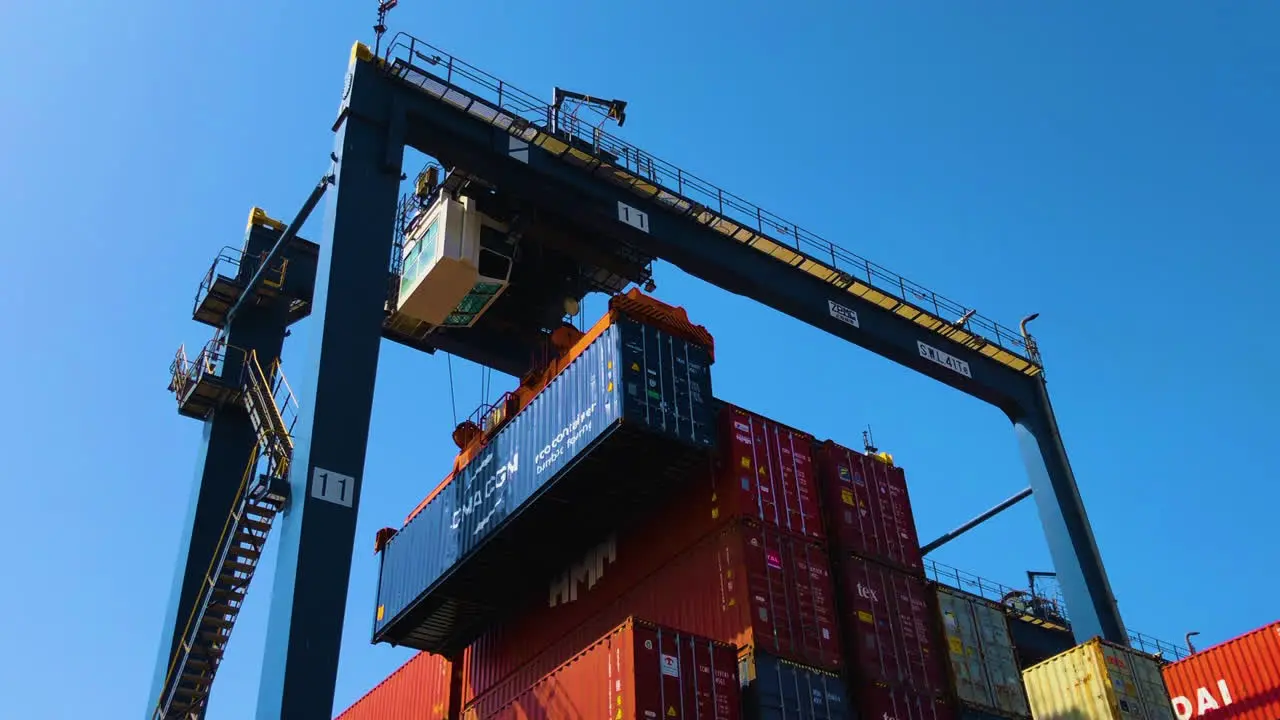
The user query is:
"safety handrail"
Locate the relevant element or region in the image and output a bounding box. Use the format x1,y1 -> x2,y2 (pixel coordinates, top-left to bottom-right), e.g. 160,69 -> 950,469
380,32 -> 1040,368
154,445 -> 260,719
924,558 -> 1189,659
193,247 -> 245,318
193,246 -> 292,321
243,350 -> 295,482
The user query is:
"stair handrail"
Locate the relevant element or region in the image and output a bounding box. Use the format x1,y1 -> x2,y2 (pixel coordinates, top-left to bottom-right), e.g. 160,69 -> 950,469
153,445 -> 259,720
267,357 -> 301,440
193,246 -> 245,319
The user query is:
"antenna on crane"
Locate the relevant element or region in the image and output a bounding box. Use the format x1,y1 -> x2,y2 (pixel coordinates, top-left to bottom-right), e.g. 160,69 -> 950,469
862,426 -> 878,454
374,0 -> 398,56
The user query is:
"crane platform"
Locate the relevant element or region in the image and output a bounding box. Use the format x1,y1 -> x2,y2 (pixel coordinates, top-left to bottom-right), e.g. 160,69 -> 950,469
193,209 -> 320,329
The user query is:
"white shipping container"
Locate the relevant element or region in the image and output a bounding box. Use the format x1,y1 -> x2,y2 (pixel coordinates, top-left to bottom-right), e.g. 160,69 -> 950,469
934,585 -> 1030,718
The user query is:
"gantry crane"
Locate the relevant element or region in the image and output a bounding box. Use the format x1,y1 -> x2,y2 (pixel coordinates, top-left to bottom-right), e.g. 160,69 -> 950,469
153,35 -> 1128,720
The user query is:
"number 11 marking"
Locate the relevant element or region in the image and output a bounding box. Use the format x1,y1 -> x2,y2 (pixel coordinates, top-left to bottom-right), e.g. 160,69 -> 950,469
311,466 -> 355,508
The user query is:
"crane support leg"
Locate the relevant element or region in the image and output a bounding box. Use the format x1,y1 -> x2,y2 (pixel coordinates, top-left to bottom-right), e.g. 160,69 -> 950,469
1013,378 -> 1126,646
254,51 -> 404,720
148,312 -> 287,719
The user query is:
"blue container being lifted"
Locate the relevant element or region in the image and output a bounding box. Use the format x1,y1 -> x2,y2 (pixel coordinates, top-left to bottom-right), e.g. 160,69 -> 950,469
372,290 -> 717,656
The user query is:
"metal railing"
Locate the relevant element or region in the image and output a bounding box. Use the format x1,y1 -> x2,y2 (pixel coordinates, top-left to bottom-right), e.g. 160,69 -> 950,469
924,559 -> 1190,660
194,246 -> 289,319
168,336 -> 238,404
380,33 -> 1041,369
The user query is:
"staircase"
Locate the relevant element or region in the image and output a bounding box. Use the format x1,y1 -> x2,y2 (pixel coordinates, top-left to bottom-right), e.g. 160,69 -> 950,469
155,350 -> 299,720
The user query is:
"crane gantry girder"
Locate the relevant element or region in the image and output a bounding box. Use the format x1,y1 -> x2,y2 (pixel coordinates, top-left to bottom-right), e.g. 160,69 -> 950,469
248,38 -> 1127,719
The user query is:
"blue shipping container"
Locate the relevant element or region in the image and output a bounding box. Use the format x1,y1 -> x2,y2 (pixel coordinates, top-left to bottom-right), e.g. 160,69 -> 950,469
374,314 -> 715,655
739,650 -> 852,720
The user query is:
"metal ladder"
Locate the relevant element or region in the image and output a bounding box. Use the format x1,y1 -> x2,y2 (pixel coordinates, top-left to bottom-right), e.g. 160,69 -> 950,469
154,351 -> 299,720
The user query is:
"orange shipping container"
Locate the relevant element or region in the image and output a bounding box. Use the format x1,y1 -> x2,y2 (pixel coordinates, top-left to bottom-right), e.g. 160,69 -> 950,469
466,617 -> 740,720
1162,621 -> 1280,720
465,518 -> 842,718
336,651 -> 451,720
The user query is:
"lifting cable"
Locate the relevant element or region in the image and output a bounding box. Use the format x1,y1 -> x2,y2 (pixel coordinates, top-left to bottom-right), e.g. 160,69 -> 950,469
446,354 -> 458,427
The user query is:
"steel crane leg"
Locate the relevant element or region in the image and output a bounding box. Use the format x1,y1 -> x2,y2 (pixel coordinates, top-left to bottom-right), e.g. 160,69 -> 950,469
254,55 -> 404,720
148,319 -> 286,720
1013,377 -> 1127,645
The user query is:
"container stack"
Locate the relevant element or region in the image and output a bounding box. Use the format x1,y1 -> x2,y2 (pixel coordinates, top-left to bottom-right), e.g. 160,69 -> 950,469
457,400 -> 851,720
339,288 -> 1189,720
930,585 -> 1030,720
813,441 -> 955,720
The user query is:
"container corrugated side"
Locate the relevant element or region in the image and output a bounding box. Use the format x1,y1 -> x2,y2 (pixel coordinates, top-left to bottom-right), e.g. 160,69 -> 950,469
464,617 -> 740,720
1022,638 -> 1176,720
815,442 -> 923,573
837,554 -> 949,696
373,315 -> 716,654
464,463 -> 723,701
1162,620 -> 1280,720
715,403 -> 825,542
335,651 -> 451,720
463,518 -> 842,719
933,584 -> 1030,718
738,649 -> 852,720
852,682 -> 957,720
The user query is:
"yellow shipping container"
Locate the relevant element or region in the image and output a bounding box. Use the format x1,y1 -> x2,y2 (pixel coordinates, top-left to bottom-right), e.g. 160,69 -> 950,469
1022,638 -> 1176,720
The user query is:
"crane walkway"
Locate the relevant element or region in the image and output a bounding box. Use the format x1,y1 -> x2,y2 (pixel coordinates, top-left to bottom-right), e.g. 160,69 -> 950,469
157,345 -> 299,719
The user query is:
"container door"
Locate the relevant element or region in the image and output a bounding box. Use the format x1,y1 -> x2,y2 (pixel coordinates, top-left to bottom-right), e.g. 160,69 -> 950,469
1100,645 -> 1177,720
937,591 -> 994,709
970,600 -> 1029,717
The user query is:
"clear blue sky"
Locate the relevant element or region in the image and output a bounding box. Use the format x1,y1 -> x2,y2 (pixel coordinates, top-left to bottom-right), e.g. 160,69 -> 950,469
2,1 -> 1277,718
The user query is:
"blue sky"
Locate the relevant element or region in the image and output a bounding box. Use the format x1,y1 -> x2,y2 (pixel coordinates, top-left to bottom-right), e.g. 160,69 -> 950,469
2,1 -> 1277,717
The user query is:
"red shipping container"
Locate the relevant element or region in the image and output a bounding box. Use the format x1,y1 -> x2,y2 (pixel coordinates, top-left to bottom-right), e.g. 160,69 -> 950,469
461,473 -> 723,704
336,651 -> 451,720
1162,621 -> 1280,720
816,441 -> 923,574
465,617 -> 740,720
855,682 -> 956,720
714,403 -> 825,542
465,519 -> 842,718
838,554 -> 948,696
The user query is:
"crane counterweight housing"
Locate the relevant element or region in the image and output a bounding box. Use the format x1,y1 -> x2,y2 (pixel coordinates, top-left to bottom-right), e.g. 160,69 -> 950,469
397,193 -> 513,330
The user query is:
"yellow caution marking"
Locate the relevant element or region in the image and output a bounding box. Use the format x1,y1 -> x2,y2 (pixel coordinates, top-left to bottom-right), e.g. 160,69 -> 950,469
376,605 -> 385,621
667,707 -> 677,717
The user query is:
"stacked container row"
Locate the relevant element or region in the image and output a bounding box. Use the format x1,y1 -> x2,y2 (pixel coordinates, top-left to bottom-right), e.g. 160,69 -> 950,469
464,617 -> 741,720
813,440 -> 957,720
353,296 -> 1107,720
461,401 -> 850,720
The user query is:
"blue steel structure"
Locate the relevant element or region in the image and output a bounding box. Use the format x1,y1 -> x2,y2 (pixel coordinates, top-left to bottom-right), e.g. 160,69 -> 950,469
150,208 -> 320,719
154,34 -> 1128,720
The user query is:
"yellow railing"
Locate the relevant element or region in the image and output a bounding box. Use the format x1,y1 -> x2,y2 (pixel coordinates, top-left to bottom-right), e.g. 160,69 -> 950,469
153,444 -> 260,720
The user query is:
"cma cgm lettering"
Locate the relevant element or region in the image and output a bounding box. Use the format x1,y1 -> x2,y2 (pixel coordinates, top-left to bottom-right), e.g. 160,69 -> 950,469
373,309 -> 715,655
